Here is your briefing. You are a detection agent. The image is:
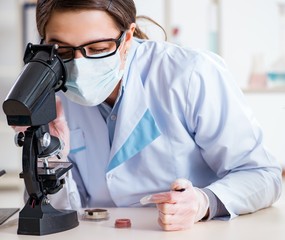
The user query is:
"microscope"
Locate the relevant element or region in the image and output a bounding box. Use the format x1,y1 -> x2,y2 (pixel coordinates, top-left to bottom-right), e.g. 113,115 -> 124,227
2,43 -> 79,235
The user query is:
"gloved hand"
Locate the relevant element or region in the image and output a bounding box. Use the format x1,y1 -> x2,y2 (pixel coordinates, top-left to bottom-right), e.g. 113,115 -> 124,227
12,96 -> 70,159
48,96 -> 70,159
145,178 -> 209,231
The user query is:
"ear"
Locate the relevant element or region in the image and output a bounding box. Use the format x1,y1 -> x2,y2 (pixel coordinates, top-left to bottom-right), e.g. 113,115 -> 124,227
124,23 -> 136,49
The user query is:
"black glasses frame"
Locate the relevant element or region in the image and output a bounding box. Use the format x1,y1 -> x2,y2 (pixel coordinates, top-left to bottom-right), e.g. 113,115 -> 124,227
41,31 -> 126,63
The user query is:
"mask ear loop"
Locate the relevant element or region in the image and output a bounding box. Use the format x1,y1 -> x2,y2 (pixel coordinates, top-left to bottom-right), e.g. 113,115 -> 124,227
124,49 -> 129,62
119,35 -> 128,63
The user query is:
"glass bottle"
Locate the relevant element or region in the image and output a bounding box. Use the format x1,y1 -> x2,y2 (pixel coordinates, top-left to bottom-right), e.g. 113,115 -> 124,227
208,0 -> 220,54
267,2 -> 285,87
248,54 -> 267,89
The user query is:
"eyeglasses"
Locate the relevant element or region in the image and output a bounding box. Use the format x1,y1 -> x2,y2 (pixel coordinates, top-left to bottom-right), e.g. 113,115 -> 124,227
44,31 -> 126,63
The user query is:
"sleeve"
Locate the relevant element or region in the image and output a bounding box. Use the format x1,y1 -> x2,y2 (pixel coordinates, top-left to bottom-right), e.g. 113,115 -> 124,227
23,170 -> 82,211
185,51 -> 282,219
45,170 -> 82,211
202,188 -> 229,220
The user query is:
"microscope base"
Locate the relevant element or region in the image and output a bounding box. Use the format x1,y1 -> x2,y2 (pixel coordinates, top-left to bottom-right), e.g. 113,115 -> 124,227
17,202 -> 79,235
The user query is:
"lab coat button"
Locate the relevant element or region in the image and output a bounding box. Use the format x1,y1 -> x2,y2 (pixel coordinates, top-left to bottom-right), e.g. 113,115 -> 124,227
110,115 -> 117,121
107,173 -> 113,180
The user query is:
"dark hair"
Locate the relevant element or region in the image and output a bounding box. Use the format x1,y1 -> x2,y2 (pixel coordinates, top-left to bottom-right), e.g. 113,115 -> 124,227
36,0 -> 165,40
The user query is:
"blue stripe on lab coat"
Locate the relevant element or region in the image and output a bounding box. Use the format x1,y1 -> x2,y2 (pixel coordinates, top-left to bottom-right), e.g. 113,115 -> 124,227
107,109 -> 161,172
70,146 -> 86,154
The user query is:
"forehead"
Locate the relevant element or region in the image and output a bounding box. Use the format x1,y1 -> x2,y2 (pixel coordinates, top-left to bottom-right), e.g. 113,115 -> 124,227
45,9 -> 120,45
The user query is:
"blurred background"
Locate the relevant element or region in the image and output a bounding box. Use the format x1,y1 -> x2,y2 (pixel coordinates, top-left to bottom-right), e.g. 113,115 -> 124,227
1,0 -> 285,190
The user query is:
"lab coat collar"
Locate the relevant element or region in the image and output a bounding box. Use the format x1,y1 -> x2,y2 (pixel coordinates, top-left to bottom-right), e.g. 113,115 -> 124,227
107,39 -> 161,172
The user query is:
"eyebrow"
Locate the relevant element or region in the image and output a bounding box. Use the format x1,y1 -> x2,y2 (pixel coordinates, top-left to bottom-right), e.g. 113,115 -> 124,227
46,34 -> 120,47
47,38 -> 68,44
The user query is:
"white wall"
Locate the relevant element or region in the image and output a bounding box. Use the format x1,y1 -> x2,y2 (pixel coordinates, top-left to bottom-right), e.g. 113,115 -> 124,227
245,93 -> 285,167
221,0 -> 282,88
134,0 -> 167,41
0,0 -> 22,173
135,0 -> 285,88
0,122 -> 21,172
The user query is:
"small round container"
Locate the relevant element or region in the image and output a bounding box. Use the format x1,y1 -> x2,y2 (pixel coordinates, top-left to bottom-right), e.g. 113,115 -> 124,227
82,208 -> 109,221
114,218 -> 132,228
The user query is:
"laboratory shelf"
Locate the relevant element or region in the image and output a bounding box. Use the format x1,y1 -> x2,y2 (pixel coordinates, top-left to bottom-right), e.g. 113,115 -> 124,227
242,87 -> 285,93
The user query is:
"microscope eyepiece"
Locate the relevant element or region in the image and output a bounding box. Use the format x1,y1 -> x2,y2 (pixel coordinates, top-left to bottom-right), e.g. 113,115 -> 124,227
2,43 -> 67,126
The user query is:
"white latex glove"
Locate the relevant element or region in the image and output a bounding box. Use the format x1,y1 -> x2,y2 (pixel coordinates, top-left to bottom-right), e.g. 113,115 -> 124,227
47,96 -> 70,159
12,96 -> 70,159
142,178 -> 209,231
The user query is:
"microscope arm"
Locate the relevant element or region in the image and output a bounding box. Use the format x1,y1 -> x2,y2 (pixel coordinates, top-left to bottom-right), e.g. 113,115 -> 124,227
22,127 -> 43,202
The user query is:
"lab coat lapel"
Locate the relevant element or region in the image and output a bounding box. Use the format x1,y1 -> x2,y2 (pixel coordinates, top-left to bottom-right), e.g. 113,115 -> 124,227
107,63 -> 161,172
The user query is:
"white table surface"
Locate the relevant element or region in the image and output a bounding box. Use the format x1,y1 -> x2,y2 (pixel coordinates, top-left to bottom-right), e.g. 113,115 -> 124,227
0,179 -> 285,240
0,199 -> 284,239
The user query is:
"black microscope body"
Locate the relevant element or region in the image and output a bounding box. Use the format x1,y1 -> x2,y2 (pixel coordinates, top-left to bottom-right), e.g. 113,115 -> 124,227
2,43 -> 79,235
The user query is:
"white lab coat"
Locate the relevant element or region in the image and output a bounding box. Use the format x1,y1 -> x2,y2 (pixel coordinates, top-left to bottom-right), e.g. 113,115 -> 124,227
55,38 -> 282,219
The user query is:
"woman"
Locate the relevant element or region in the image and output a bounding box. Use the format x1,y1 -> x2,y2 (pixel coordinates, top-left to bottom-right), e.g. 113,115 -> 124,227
33,0 -> 282,231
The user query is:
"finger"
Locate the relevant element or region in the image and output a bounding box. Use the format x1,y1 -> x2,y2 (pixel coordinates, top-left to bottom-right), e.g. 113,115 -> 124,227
159,210 -> 190,225
158,217 -> 174,231
50,97 -> 67,137
158,217 -> 185,231
149,191 -> 177,204
170,178 -> 192,191
48,96 -> 70,158
12,126 -> 28,133
159,210 -> 175,225
140,191 -> 175,205
54,96 -> 65,122
158,211 -> 196,231
156,202 -> 177,215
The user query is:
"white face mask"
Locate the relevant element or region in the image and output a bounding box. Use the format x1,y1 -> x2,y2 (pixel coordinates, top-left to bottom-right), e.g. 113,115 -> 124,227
64,50 -> 124,106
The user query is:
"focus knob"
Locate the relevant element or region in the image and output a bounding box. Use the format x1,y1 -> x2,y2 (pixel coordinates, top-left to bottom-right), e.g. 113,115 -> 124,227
14,132 -> 25,147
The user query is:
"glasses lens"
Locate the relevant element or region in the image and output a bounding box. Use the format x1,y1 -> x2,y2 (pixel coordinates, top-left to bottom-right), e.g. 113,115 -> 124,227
57,47 -> 74,62
84,40 -> 117,58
